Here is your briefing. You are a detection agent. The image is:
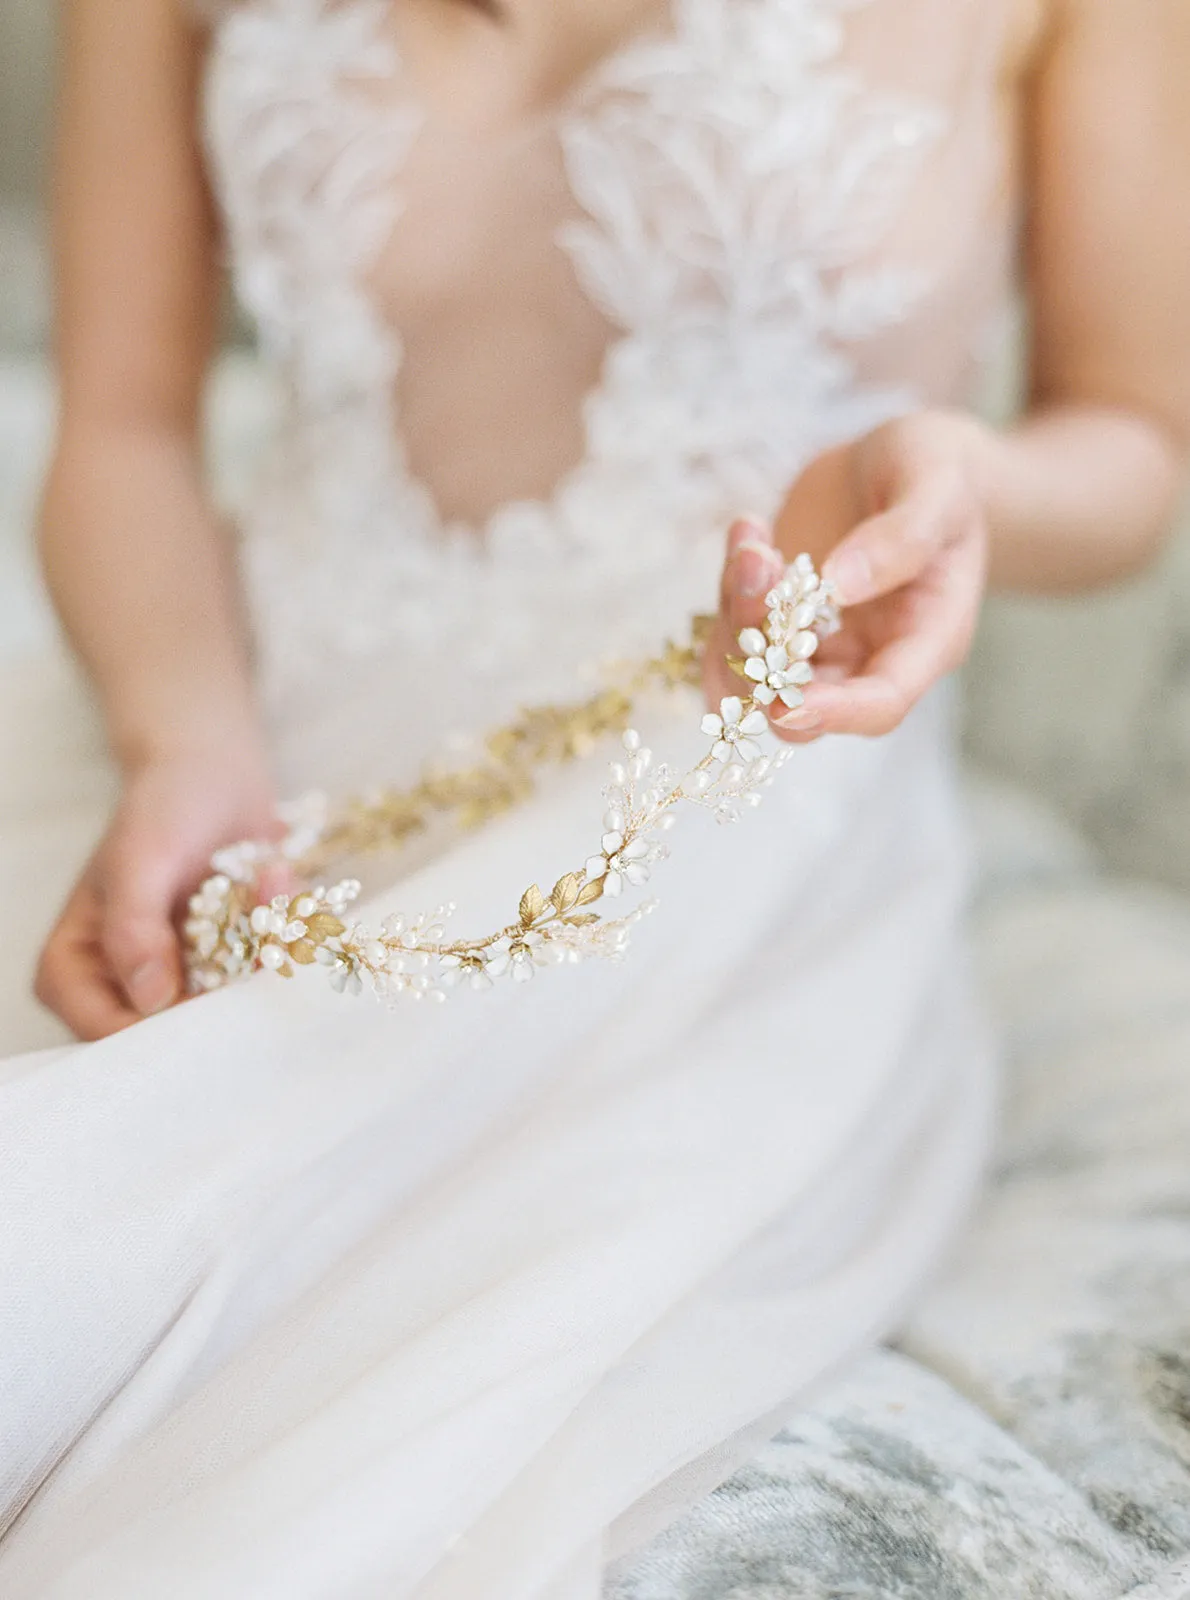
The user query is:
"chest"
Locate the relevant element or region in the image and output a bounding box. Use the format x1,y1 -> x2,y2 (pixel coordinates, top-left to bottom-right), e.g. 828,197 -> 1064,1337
203,0 -> 1023,526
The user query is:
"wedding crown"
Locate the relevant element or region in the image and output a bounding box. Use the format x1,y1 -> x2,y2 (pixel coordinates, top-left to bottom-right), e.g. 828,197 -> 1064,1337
183,555 -> 840,1004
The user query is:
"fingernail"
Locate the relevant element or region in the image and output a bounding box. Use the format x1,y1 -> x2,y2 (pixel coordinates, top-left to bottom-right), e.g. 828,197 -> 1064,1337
823,549 -> 872,605
734,543 -> 778,597
727,514 -> 771,552
127,960 -> 176,1017
775,707 -> 822,732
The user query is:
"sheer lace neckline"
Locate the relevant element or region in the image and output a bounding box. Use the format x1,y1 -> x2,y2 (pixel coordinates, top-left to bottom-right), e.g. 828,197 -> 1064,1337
202,0 -> 1003,717
371,0 -> 695,546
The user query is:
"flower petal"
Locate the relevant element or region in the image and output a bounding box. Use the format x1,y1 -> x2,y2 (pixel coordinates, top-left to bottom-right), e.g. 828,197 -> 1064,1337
739,709 -> 768,736
700,713 -> 724,737
735,738 -> 762,763
603,871 -> 624,897
720,696 -> 743,726
621,838 -> 649,859
765,644 -> 789,672
751,684 -> 776,706
778,686 -> 805,709
624,862 -> 650,886
743,658 -> 767,683
585,855 -> 609,879
712,740 -> 732,763
601,830 -> 625,854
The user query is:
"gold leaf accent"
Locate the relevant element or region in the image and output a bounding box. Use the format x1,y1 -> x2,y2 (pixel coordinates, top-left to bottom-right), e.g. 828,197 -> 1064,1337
657,638 -> 701,689
288,939 -> 318,966
576,878 -> 604,906
519,884 -> 547,927
563,913 -> 601,926
691,612 -> 717,649
306,913 -> 346,939
550,872 -> 581,913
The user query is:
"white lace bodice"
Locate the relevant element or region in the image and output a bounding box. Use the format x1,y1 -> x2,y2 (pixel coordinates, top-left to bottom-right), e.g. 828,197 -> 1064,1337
200,0 -> 1016,781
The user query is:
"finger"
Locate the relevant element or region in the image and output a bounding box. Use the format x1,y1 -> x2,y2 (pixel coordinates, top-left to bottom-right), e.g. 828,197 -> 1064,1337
701,614 -> 749,711
35,888 -> 140,1040
257,860 -> 296,904
776,543 -> 983,739
822,472 -> 976,606
725,514 -> 773,561
719,516 -> 785,632
39,941 -> 140,1041
805,631 -> 865,678
101,846 -> 185,1018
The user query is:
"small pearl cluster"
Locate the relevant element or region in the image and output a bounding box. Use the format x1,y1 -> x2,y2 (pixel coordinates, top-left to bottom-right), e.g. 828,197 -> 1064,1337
183,555 -> 840,1005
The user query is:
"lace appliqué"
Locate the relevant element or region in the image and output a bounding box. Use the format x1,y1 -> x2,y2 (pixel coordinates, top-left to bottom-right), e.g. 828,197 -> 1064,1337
203,0 -> 944,717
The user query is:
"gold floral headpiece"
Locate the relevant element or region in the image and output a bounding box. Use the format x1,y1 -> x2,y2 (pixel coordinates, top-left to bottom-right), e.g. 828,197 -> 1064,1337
183,555 -> 840,1003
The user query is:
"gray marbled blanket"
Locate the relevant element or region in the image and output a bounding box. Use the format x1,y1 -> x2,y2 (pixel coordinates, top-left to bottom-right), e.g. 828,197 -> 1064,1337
610,782 -> 1190,1599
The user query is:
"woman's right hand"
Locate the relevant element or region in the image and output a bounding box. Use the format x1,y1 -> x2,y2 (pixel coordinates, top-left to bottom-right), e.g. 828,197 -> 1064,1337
35,743 -> 281,1041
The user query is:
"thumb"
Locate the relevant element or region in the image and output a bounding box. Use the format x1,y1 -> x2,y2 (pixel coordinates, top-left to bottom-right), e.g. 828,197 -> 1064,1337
720,516 -> 784,632
101,845 -> 185,1018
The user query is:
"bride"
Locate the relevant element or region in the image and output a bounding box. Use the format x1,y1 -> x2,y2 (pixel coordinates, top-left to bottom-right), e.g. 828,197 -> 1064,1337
1,0 -> 1187,1594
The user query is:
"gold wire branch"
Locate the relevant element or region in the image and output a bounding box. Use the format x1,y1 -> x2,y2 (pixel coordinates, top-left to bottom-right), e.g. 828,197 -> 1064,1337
183,564 -> 838,1003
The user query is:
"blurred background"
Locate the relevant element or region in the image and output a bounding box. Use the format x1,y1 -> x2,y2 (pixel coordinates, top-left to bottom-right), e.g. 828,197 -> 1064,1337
3,6 -> 1190,892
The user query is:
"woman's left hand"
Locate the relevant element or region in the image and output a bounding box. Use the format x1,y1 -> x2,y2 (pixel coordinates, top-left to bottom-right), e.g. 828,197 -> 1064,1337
708,410 -> 991,741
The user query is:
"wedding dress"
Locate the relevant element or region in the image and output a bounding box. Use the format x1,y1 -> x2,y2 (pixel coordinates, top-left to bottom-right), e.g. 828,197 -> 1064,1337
0,1 -> 1016,1594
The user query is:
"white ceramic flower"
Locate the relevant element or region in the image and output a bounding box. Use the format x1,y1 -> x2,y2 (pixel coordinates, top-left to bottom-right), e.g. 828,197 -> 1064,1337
486,930 -> 547,982
700,697 -> 768,763
585,830 -> 651,897
316,945 -> 363,994
438,953 -> 493,992
742,642 -> 813,708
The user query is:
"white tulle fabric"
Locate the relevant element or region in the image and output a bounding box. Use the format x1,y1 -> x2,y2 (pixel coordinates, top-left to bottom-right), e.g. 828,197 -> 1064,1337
0,2 -> 1010,1595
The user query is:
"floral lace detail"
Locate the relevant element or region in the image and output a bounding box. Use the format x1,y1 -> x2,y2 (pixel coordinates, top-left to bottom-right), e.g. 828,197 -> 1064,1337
203,0 -> 945,718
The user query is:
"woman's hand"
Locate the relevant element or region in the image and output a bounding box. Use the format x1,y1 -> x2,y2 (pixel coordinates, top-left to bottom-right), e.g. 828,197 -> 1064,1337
709,411 -> 991,742
35,743 -> 281,1041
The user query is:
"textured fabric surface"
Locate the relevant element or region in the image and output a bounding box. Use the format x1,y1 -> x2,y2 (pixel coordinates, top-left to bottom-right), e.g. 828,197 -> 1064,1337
608,778 -> 1190,1600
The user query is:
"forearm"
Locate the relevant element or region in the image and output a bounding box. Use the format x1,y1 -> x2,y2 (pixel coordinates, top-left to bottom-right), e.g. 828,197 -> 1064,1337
40,417 -> 264,772
974,401 -> 1189,594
